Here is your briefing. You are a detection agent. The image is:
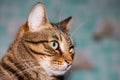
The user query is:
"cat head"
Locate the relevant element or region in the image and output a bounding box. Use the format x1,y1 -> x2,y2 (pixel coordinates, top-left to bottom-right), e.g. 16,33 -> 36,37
19,3 -> 74,76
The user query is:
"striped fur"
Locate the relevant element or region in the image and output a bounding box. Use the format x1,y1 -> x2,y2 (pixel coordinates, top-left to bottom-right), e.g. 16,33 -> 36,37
0,2 -> 74,80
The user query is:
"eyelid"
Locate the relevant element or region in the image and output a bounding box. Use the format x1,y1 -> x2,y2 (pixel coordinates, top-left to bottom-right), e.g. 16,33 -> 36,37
70,45 -> 74,49
50,40 -> 58,43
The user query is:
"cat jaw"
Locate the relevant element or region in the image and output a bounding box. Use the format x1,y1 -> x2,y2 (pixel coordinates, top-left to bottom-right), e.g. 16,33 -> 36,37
39,59 -> 71,77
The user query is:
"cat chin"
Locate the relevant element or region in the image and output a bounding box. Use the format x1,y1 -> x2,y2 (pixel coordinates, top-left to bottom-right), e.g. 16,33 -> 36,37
48,70 -> 66,76
39,61 -> 71,76
44,65 -> 71,77
49,66 -> 71,76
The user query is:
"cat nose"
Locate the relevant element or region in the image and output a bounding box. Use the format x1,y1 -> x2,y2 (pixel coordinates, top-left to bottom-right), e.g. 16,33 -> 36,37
65,60 -> 72,65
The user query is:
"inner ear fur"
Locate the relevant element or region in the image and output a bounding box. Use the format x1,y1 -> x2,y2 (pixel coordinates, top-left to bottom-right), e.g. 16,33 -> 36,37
27,2 -> 49,32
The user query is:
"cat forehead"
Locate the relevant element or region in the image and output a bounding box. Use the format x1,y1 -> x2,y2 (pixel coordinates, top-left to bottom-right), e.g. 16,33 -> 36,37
24,27 -> 73,43
50,30 -> 73,45
61,34 -> 73,45
42,28 -> 72,41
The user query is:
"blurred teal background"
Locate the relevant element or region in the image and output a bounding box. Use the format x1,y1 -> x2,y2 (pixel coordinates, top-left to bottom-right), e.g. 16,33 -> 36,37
0,0 -> 120,80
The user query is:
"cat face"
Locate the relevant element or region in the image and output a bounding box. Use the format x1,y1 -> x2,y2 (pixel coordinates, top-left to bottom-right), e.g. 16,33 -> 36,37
20,3 -> 74,76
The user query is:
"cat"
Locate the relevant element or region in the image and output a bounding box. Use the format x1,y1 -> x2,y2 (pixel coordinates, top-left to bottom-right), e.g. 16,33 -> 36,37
0,2 -> 75,80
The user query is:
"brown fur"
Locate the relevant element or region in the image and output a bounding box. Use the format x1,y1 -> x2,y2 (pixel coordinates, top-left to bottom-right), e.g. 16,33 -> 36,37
0,2 -> 74,80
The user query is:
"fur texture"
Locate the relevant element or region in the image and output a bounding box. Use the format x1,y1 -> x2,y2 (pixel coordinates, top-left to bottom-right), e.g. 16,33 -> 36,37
0,2 -> 74,80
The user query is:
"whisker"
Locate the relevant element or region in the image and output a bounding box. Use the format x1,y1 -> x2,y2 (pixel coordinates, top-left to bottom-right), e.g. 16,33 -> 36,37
13,66 -> 45,79
58,8 -> 63,28
1,59 -> 47,76
6,58 -> 51,65
2,57 -> 53,79
71,22 -> 85,37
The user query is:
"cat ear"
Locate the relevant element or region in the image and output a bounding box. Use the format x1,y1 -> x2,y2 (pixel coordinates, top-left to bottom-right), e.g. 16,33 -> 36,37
57,16 -> 72,31
27,3 -> 49,32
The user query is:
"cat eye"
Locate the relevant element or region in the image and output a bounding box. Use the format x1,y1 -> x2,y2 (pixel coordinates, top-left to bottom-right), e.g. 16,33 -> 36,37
69,47 -> 74,53
50,41 -> 59,50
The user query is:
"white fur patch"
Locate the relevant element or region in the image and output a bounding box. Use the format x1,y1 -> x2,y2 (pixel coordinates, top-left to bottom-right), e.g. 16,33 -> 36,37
39,59 -> 71,76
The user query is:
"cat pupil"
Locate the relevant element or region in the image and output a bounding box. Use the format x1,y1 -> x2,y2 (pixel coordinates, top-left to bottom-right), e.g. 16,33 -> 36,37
53,42 -> 56,47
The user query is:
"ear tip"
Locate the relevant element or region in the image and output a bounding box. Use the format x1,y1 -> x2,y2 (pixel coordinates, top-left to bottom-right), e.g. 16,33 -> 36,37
68,16 -> 72,20
69,16 -> 72,18
35,2 -> 45,8
67,16 -> 72,22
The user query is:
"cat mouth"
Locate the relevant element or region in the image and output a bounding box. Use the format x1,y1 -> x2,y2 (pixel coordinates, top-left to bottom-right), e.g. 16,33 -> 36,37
52,65 -> 71,71
50,66 -> 71,76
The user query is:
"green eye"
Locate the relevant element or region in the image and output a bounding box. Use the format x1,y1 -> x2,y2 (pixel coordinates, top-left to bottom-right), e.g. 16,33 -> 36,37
50,41 -> 59,50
